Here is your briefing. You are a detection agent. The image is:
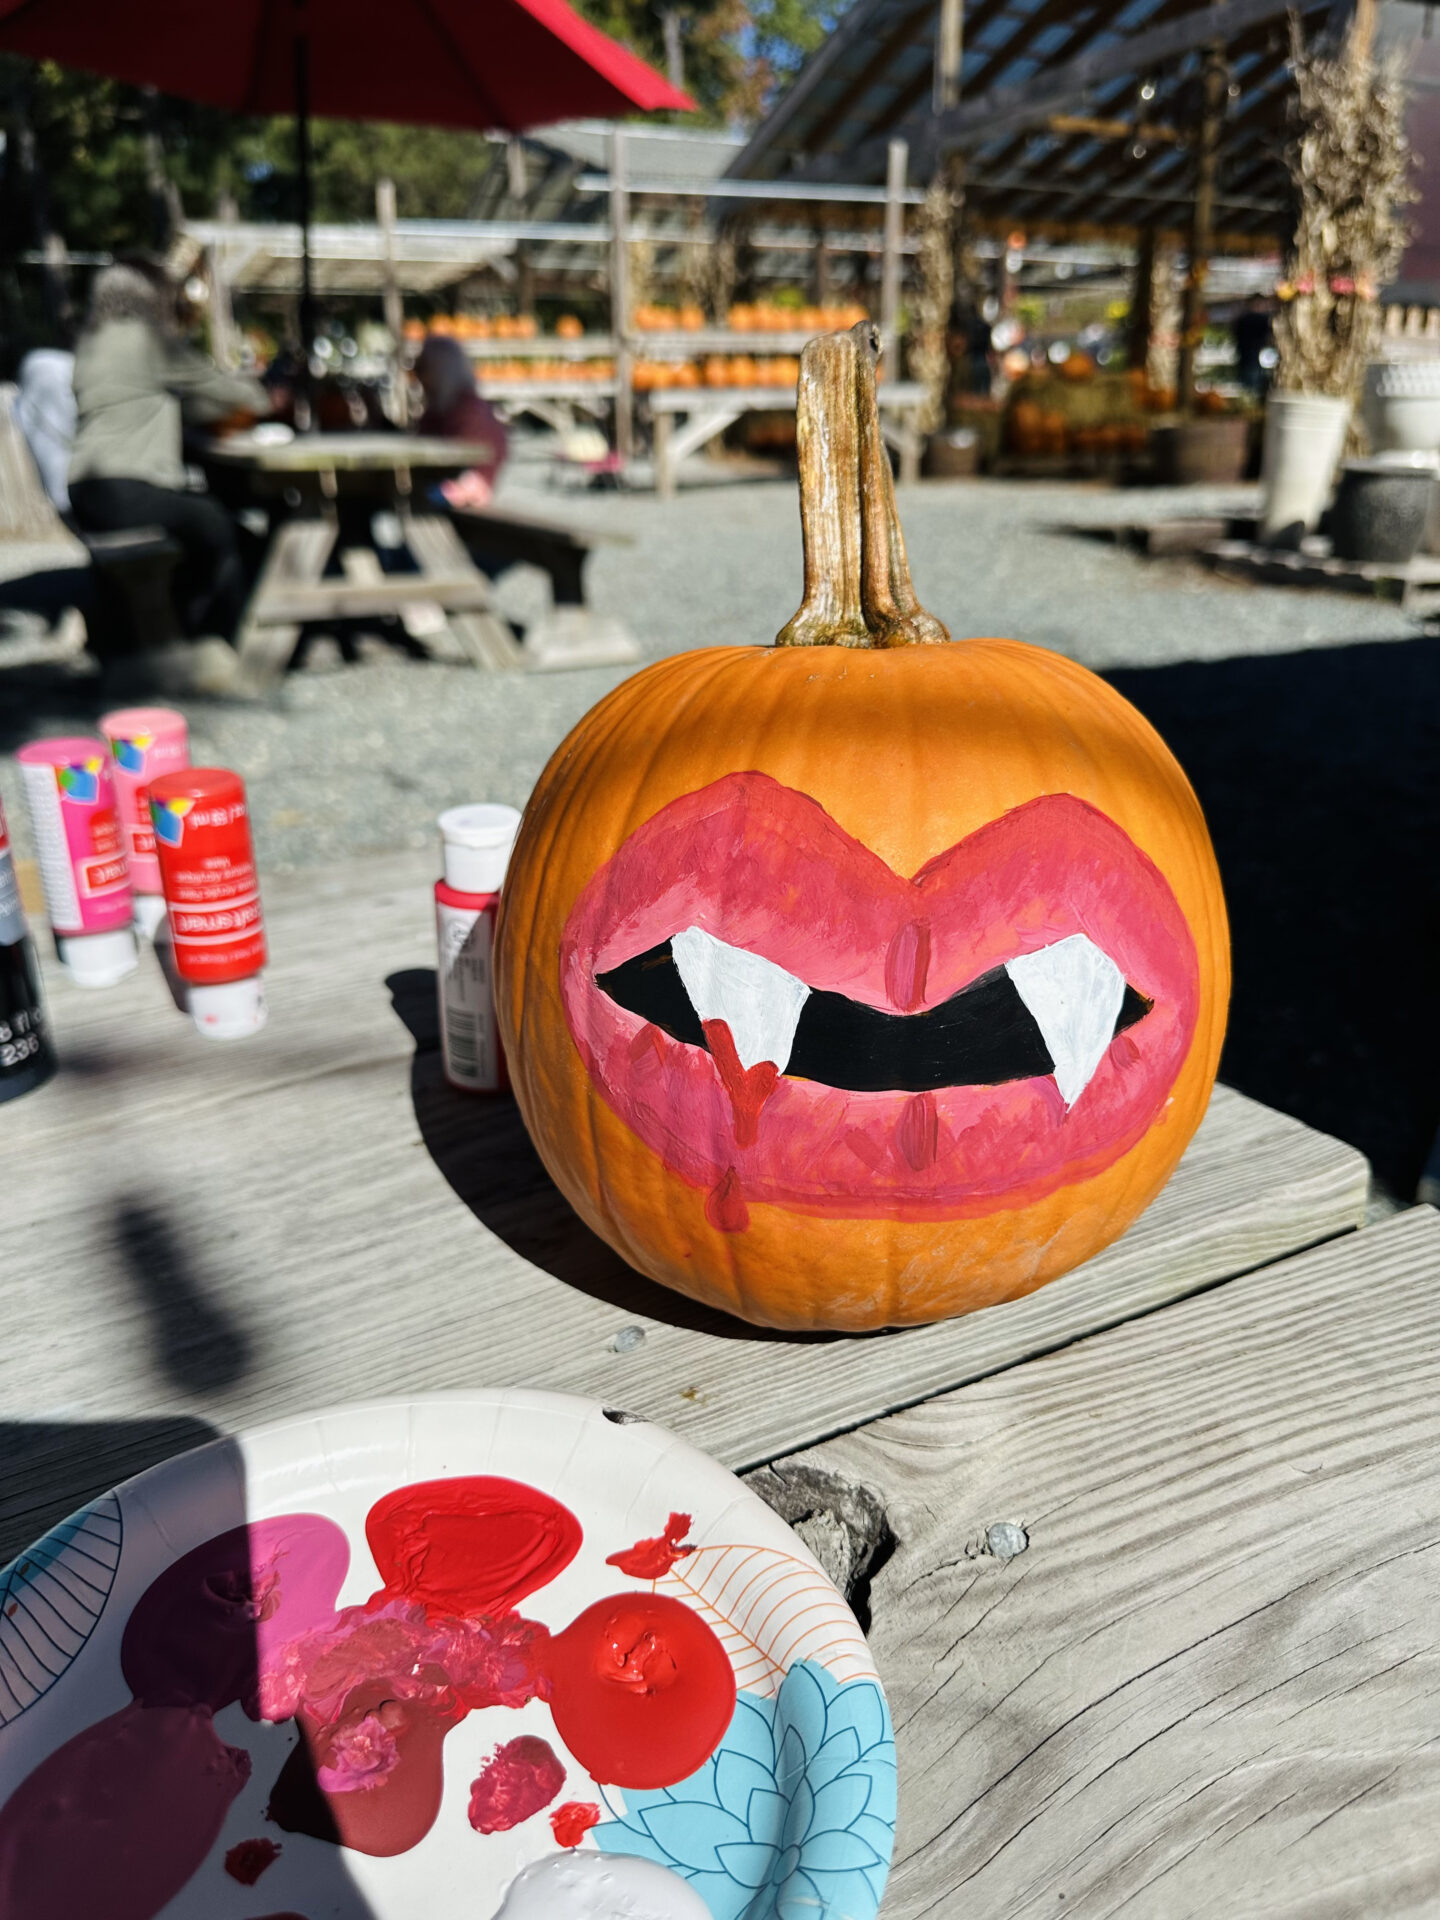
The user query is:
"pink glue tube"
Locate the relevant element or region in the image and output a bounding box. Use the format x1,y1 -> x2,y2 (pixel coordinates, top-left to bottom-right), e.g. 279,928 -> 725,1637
99,706 -> 190,941
16,735 -> 137,987
435,804 -> 521,1092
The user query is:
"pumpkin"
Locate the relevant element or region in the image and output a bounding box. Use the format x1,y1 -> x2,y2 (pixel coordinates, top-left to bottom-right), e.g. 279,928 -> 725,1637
496,324 -> 1228,1332
556,314 -> 584,340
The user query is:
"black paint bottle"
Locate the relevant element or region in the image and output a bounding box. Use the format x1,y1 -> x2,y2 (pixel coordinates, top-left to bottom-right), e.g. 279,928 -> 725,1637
0,791 -> 57,1103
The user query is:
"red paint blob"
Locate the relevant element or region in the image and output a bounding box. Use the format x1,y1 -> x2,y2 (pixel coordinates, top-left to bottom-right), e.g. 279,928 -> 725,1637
467,1735 -> 566,1833
701,1019 -> 779,1149
366,1477 -> 581,1618
896,1091 -> 940,1172
551,1801 -> 603,1848
225,1837 -> 282,1885
885,918 -> 931,1012
606,1513 -> 695,1579
705,1167 -> 750,1235
549,1593 -> 736,1789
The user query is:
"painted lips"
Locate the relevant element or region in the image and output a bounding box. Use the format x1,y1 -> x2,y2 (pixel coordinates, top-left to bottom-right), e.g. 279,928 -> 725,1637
560,774 -> 1200,1223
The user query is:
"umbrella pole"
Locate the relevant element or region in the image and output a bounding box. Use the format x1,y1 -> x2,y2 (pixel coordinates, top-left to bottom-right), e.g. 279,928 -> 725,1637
293,27 -> 317,376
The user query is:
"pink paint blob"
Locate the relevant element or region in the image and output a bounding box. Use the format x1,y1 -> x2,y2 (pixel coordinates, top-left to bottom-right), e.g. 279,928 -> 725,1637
467,1735 -> 566,1833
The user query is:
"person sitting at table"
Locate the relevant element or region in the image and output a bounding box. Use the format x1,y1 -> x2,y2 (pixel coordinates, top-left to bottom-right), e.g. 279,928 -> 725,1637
414,335 -> 508,505
67,258 -> 269,693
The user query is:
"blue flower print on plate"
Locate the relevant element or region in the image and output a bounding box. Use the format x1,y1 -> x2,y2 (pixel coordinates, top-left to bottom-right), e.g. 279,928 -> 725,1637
595,1659 -> 896,1920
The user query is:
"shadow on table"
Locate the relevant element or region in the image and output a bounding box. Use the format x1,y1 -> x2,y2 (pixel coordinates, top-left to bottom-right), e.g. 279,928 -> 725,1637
0,1417 -> 377,1916
387,967 -> 844,1344
111,1194 -> 257,1395
1107,633 -> 1440,1195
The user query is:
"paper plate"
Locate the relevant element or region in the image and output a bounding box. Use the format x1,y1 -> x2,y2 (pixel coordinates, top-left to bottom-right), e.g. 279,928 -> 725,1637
0,1391 -> 896,1920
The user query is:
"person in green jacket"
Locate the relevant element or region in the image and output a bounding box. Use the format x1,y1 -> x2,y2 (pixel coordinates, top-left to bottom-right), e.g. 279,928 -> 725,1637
68,259 -> 268,682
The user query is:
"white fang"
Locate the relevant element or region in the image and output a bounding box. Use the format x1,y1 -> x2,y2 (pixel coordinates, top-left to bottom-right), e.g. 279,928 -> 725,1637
671,926 -> 811,1074
1006,933 -> 1126,1107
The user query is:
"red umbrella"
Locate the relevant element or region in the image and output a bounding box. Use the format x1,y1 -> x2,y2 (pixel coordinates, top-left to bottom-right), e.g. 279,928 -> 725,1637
0,0 -> 692,342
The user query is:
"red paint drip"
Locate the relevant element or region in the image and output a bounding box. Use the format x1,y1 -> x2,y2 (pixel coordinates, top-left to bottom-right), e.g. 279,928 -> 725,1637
885,919 -> 931,1012
225,1837 -> 282,1885
606,1512 -> 696,1578
551,1801 -> 602,1848
896,1091 -> 939,1171
702,1018 -> 779,1149
467,1734 -> 566,1833
705,1167 -> 750,1234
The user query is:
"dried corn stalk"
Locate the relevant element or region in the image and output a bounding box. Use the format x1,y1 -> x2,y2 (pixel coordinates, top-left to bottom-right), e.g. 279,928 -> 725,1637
1274,12 -> 1415,399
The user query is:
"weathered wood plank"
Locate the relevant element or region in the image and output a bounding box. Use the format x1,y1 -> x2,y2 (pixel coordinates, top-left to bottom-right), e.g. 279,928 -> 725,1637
773,1207 -> 1440,1918
0,850 -> 1367,1538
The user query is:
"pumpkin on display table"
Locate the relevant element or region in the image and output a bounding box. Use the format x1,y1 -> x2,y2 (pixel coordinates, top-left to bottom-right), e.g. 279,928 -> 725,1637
496,323 -> 1229,1332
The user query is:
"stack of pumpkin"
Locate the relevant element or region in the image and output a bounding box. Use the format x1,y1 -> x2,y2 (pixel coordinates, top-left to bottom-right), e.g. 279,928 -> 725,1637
726,302 -> 869,333
633,356 -> 805,392
481,357 -> 618,384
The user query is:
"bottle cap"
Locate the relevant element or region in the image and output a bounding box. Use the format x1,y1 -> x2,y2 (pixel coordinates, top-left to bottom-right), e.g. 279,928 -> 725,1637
57,926 -> 138,988
439,804 -> 522,895
188,974 -> 268,1041
133,893 -> 168,941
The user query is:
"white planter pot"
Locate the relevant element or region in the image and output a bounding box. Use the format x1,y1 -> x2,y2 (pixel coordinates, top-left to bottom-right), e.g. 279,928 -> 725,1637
1362,359 -> 1440,454
1259,392 -> 1351,546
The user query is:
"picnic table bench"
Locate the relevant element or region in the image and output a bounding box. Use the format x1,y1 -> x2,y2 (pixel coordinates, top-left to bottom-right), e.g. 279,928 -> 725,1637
5,847 -> 1438,1911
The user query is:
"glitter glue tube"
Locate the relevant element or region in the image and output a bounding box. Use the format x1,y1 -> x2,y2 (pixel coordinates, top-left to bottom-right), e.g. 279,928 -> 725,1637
99,706 -> 189,941
435,804 -> 521,1093
0,791 -> 57,1102
147,767 -> 268,1040
16,735 -> 137,988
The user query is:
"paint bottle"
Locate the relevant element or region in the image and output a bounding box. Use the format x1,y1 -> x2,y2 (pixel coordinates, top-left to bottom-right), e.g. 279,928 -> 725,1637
16,735 -> 137,988
435,804 -> 522,1093
99,707 -> 190,941
0,791 -> 57,1102
147,767 -> 268,1041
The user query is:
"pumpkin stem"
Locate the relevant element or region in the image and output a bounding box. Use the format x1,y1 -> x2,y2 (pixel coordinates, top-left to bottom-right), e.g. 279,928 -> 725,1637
776,321 -> 950,649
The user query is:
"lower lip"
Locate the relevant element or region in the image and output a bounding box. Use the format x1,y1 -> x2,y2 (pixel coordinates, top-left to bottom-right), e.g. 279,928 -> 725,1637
562,776 -> 1199,1221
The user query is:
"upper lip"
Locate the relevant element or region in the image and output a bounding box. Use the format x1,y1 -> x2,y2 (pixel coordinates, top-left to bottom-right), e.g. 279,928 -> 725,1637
596,928 -> 1153,1107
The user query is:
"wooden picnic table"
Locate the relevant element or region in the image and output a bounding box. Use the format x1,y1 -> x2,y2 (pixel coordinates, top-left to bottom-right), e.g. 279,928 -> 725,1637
649,380 -> 929,499
201,430 -> 638,678
5,846 -> 1439,1910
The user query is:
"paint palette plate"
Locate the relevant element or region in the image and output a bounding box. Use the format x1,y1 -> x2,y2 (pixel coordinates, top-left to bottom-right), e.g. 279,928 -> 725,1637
0,1391 -> 896,1919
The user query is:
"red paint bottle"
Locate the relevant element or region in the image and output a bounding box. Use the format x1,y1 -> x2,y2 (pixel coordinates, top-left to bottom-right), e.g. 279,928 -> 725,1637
147,767 -> 268,1041
435,804 -> 521,1092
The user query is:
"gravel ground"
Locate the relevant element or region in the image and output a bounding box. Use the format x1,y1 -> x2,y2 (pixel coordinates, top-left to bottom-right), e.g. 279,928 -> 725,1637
0,472 -> 1423,875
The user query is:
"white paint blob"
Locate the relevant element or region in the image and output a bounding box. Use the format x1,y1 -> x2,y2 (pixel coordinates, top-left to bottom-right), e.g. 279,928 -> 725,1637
1005,933 -> 1126,1107
671,925 -> 811,1073
491,1850 -> 713,1920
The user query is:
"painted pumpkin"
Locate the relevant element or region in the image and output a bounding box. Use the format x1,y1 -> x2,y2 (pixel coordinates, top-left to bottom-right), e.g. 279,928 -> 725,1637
496,325 -> 1229,1331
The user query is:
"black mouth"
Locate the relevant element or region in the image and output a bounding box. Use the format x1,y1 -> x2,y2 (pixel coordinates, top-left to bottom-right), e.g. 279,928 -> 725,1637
595,939 -> 1152,1094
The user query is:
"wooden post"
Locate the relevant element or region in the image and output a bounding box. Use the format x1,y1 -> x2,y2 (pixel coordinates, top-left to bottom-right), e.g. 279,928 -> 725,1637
207,192 -> 239,372
609,126 -> 634,465
812,214 -> 832,308
1178,44 -> 1227,415
1128,226 -> 1157,374
934,0 -> 964,112
376,178 -> 407,424
881,138 -> 908,374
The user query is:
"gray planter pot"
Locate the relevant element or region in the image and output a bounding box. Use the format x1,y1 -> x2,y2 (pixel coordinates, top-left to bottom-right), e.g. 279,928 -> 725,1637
1328,455 -> 1438,564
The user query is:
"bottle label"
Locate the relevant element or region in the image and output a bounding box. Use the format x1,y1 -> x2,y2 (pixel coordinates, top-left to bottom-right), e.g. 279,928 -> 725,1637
437,896 -> 503,1092
151,792 -> 267,983
19,757 -> 132,936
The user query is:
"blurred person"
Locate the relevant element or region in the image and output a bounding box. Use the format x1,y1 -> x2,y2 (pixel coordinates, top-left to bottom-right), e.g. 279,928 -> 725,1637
414,335 -> 508,504
946,300 -> 994,398
67,259 -> 268,689
14,347 -> 77,513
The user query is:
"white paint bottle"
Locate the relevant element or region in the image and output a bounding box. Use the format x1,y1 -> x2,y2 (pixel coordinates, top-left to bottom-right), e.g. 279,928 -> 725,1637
435,804 -> 521,1093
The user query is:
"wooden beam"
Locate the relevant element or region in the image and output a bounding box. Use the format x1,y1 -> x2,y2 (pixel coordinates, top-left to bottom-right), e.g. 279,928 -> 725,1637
881,139 -> 908,369
934,0 -> 965,113
1046,113 -> 1184,143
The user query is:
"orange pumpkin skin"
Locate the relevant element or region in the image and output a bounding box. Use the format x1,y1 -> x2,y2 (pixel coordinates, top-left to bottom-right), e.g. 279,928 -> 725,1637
495,640 -> 1229,1332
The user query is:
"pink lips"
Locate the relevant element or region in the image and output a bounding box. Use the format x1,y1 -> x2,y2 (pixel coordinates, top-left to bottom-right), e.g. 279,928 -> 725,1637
560,773 -> 1201,1220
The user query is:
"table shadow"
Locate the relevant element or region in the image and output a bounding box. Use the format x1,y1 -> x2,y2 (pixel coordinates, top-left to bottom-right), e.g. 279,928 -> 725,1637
1107,634 -> 1440,1195
0,1418 -> 378,1917
387,967 -> 846,1345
